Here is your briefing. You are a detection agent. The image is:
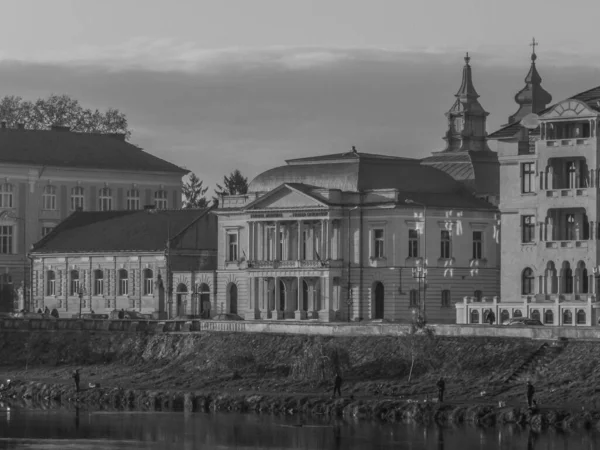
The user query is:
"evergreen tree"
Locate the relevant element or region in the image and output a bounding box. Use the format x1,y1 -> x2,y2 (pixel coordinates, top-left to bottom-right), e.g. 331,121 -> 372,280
214,169 -> 249,206
182,173 -> 209,209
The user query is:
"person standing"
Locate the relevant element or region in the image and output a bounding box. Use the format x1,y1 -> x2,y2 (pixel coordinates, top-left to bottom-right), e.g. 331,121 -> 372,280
526,381 -> 535,408
332,373 -> 343,398
72,369 -> 81,393
437,377 -> 446,402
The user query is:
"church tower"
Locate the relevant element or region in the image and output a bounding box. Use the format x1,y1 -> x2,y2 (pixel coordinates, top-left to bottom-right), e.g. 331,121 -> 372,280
442,53 -> 491,152
504,38 -> 552,126
421,54 -> 499,205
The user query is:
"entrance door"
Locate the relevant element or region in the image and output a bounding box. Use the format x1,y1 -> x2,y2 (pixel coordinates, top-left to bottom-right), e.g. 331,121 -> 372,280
229,284 -> 238,314
374,282 -> 384,319
176,283 -> 187,317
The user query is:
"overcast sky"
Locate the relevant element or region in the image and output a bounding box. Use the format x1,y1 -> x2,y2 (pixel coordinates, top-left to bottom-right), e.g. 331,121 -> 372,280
2,0 -> 600,190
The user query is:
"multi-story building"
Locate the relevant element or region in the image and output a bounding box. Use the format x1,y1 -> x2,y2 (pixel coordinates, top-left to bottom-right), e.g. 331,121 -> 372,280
214,56 -> 500,323
459,48 -> 600,326
0,126 -> 187,311
29,209 -> 217,318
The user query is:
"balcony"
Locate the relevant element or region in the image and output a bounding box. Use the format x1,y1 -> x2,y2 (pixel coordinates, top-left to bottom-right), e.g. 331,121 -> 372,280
248,259 -> 341,270
545,138 -> 590,148
544,240 -> 588,249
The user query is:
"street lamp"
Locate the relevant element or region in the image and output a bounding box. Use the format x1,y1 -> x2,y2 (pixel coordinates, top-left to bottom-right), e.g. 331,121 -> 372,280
406,199 -> 427,325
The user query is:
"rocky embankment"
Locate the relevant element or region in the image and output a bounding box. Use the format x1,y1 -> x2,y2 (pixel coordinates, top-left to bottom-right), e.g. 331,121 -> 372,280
0,330 -> 599,429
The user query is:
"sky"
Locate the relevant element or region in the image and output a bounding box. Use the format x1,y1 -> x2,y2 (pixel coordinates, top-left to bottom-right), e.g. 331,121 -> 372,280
1,0 -> 600,191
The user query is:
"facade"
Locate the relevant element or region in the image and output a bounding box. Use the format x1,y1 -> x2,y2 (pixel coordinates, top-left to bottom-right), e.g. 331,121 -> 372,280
421,54 -> 500,206
29,209 -> 217,318
215,150 -> 500,323
458,49 -> 600,326
0,126 -> 187,311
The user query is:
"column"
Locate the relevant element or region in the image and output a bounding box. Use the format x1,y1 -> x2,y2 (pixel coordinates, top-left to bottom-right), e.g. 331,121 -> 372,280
547,167 -> 554,190
324,219 -> 330,260
318,276 -> 335,322
297,220 -> 303,260
257,222 -> 263,260
320,219 -> 325,260
258,277 -> 265,318
275,221 -> 281,261
248,277 -> 256,319
274,276 -> 281,319
591,221 -> 596,240
246,222 -> 252,261
295,276 -> 305,320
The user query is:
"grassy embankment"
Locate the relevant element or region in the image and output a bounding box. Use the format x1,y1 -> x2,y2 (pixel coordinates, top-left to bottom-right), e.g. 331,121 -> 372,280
0,330 -> 599,428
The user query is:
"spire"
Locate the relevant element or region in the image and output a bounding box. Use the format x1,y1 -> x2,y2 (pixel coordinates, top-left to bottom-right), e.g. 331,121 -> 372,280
455,52 -> 480,99
505,38 -> 552,126
442,53 -> 490,152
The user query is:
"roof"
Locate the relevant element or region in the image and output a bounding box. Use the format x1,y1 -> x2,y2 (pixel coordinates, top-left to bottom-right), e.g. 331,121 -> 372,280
249,151 -> 463,193
421,150 -> 499,195
31,209 -> 215,253
0,128 -> 187,174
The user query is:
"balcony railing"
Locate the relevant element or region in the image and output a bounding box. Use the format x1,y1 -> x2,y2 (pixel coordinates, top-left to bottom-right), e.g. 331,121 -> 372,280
248,259 -> 340,269
545,138 -> 590,147
544,240 -> 589,249
545,188 -> 590,198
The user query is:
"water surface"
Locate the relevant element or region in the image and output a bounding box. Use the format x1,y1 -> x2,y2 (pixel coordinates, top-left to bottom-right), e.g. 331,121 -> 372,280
0,406 -> 597,449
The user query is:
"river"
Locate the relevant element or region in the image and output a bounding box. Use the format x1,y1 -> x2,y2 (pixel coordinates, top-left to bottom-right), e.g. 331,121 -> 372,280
0,405 -> 598,449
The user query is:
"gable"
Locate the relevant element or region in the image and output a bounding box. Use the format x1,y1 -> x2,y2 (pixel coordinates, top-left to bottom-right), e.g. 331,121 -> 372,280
248,186 -> 326,210
543,100 -> 598,120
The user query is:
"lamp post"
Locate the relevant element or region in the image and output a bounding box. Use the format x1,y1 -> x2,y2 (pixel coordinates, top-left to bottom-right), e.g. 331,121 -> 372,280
406,199 -> 427,325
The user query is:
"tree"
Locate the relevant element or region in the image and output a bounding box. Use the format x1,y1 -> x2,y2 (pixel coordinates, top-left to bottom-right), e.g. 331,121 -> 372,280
0,94 -> 130,138
214,169 -> 249,206
182,173 -> 209,209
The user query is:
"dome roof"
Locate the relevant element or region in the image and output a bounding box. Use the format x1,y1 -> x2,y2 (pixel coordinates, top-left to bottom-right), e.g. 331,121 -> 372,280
248,152 -> 464,194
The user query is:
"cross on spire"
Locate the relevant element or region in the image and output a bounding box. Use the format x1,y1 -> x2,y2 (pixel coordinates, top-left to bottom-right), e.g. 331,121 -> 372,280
530,37 -> 538,54
464,52 -> 470,64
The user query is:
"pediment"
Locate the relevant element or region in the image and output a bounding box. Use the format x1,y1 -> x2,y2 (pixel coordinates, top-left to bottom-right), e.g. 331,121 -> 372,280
543,100 -> 598,120
245,185 -> 327,210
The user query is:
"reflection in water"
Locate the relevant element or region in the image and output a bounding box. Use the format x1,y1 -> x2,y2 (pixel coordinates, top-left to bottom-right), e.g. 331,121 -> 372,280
0,406 -> 598,450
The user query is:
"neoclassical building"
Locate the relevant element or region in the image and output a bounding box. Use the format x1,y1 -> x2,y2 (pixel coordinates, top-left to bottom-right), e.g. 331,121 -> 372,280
215,149 -> 500,323
29,209 -> 217,318
459,47 -> 600,326
0,125 -> 187,311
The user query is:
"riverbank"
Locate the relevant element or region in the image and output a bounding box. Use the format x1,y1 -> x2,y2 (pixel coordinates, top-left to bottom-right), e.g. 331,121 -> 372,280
1,331 -> 599,429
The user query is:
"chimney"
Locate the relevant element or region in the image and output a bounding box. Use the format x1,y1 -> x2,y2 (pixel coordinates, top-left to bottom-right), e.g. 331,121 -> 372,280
51,125 -> 70,132
17,123 -> 24,130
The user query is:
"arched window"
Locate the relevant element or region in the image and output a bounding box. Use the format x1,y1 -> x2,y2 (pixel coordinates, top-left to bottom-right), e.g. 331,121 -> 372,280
441,290 -> 451,307
143,269 -> 154,295
582,268 -> 589,294
513,310 -> 523,318
531,309 -> 541,321
577,309 -> 586,325
42,185 -> 57,210
470,310 -> 479,324
563,309 -> 573,325
154,190 -> 168,209
409,289 -> 419,307
118,269 -> 128,296
0,183 -> 13,208
46,271 -> 56,296
94,269 -> 103,296
500,309 -> 510,323
522,268 -> 535,295
474,290 -> 483,301
70,270 -> 80,296
127,189 -> 140,210
99,187 -> 112,211
564,267 -> 573,294
544,310 -> 554,324
71,186 -> 84,210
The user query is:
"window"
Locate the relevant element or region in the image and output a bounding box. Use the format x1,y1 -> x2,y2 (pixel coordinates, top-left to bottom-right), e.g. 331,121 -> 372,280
70,186 -> 84,210
0,226 -> 13,254
70,270 -> 80,296
544,310 -> 554,324
521,162 -> 535,194
440,230 -> 451,259
118,269 -> 128,296
531,310 -> 541,321
513,309 -> 523,318
266,227 -> 275,260
441,290 -> 451,307
41,226 -> 54,237
154,190 -> 168,209
94,270 -> 104,296
0,184 -> 13,208
99,188 -> 112,211
564,267 -> 573,294
409,289 -> 419,307
143,269 -> 154,295
566,214 -> 575,240
470,310 -> 479,324
563,310 -> 573,325
42,185 -> 57,210
582,268 -> 589,293
227,233 -> 238,261
46,271 -> 56,296
522,268 -> 535,295
472,231 -> 482,259
568,161 -> 577,189
408,229 -> 418,257
577,309 -> 586,325
374,229 -> 384,258
474,290 -> 483,301
522,216 -> 535,243
127,189 -> 140,210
